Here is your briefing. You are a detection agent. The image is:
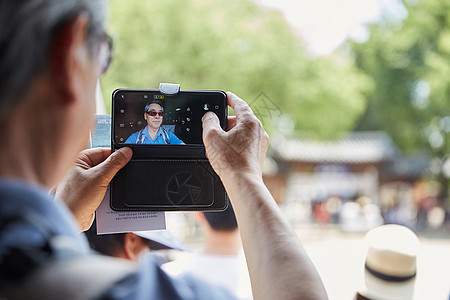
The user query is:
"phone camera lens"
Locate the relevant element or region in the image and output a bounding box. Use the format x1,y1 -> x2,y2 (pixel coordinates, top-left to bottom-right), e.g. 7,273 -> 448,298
120,109 -> 125,114
203,104 -> 210,111
215,105 -> 219,110
119,137 -> 124,142
186,128 -> 190,132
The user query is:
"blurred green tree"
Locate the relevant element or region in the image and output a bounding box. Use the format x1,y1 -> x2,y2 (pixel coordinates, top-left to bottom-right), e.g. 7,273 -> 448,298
350,0 -> 450,200
101,0 -> 371,138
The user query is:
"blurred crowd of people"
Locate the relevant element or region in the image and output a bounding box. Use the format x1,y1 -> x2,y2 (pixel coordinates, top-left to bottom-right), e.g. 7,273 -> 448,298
282,182 -> 450,235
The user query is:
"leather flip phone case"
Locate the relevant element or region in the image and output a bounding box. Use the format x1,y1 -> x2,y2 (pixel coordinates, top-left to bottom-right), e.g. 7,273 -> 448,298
110,84 -> 228,211
110,150 -> 227,211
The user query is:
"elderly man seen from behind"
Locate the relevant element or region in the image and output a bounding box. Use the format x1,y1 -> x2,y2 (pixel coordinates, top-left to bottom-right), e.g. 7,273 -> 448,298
0,1 -> 327,299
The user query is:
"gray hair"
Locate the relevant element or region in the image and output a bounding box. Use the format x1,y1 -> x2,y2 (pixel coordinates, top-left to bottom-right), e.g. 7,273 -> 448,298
0,0 -> 106,121
144,100 -> 164,113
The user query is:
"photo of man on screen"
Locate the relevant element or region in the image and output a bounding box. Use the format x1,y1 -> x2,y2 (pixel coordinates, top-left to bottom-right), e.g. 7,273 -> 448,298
125,100 -> 184,144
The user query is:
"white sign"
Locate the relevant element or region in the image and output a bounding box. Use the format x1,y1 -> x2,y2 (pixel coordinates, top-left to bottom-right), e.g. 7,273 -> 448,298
96,186 -> 166,234
91,115 -> 166,234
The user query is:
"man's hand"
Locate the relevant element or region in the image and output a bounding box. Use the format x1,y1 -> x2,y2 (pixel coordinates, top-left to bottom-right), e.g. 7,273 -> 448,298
55,147 -> 132,231
202,92 -> 327,300
202,92 -> 269,182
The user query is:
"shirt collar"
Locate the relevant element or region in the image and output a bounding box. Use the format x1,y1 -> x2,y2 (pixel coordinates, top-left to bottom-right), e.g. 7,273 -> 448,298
143,126 -> 163,141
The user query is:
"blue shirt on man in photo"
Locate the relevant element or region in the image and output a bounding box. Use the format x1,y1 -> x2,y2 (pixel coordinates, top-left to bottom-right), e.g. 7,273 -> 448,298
125,126 -> 183,144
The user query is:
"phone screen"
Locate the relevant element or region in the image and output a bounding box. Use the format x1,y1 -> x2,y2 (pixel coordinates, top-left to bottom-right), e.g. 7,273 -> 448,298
113,90 -> 227,145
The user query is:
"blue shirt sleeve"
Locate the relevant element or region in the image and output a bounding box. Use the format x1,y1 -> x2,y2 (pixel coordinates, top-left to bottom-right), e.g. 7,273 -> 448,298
168,131 -> 183,144
125,131 -> 139,143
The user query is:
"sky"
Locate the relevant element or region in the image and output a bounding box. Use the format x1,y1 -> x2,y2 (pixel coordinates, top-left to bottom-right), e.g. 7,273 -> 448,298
255,0 -> 407,56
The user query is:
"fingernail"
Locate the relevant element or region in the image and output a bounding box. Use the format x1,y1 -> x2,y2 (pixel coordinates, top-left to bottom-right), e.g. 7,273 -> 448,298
202,112 -> 213,122
119,147 -> 133,159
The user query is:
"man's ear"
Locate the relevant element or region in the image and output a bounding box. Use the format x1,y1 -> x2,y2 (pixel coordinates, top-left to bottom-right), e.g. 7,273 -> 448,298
123,233 -> 149,261
49,14 -> 90,104
123,233 -> 137,260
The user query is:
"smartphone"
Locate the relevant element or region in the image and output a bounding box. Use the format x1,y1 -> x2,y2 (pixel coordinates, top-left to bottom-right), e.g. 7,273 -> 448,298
110,88 -> 228,211
112,89 -> 227,147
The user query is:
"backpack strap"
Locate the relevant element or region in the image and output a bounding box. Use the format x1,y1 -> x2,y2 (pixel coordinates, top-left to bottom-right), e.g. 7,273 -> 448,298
136,129 -> 145,144
3,254 -> 137,300
0,209 -> 137,300
161,128 -> 170,144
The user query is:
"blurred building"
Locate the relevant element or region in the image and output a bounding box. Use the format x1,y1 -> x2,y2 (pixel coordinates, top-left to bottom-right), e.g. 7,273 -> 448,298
263,131 -> 429,229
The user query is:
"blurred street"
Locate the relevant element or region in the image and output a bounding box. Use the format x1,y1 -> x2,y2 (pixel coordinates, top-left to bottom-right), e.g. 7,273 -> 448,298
296,224 -> 450,300
168,210 -> 450,300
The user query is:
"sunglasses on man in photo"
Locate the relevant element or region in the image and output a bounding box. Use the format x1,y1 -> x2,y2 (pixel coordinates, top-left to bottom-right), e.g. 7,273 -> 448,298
146,110 -> 164,117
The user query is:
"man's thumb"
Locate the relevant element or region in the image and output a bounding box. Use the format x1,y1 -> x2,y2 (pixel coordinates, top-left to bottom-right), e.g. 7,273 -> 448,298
96,147 -> 133,183
202,111 -> 222,142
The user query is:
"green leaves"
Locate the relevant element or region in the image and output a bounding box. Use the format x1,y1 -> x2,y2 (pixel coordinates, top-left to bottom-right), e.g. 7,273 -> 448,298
101,0 -> 370,139
351,0 -> 450,161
